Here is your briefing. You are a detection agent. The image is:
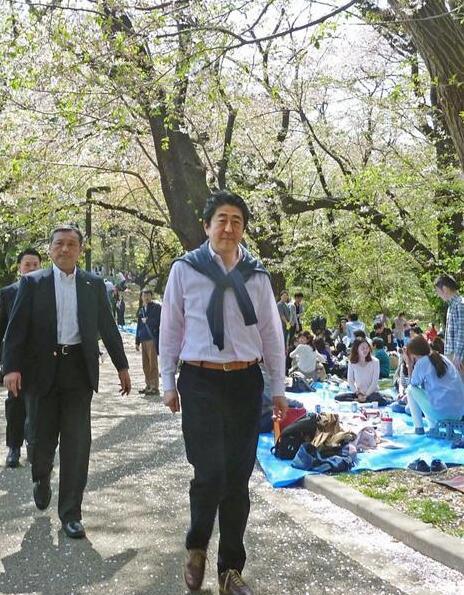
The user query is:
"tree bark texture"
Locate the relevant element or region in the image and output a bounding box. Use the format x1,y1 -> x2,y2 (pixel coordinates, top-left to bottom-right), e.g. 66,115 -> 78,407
388,0 -> 464,170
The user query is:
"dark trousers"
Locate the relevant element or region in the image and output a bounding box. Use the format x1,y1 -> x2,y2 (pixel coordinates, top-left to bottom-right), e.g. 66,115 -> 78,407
28,347 -> 93,523
5,391 -> 26,448
177,363 -> 263,575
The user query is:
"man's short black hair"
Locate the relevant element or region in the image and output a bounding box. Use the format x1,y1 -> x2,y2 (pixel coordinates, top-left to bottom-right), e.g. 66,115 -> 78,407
372,337 -> 384,349
353,329 -> 366,339
349,313 -> 358,321
294,292 -> 303,298
49,224 -> 83,245
141,289 -> 153,295
17,248 -> 42,265
203,190 -> 250,228
434,274 -> 458,291
374,321 -> 383,330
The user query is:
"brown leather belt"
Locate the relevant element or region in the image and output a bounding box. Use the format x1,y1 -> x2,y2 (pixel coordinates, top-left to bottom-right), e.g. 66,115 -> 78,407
184,359 -> 259,372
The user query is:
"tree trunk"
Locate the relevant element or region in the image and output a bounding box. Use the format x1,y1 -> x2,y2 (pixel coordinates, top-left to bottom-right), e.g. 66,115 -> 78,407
146,115 -> 208,251
388,0 -> 464,169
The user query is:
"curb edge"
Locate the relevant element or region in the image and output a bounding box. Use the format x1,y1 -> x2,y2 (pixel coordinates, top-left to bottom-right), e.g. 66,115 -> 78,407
303,474 -> 464,574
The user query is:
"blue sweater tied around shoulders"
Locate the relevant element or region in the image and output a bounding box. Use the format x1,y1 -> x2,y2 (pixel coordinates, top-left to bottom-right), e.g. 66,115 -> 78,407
177,241 -> 269,351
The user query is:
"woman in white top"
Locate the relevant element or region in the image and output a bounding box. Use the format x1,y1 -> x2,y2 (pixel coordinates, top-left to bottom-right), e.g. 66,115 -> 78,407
335,338 -> 391,405
289,331 -> 323,380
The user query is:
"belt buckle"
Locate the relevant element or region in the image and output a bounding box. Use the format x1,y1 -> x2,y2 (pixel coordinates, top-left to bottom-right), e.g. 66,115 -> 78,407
61,345 -> 68,356
222,362 -> 232,372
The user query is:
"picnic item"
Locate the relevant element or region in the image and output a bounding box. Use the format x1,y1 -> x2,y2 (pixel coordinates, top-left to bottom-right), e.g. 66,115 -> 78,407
430,459 -> 447,474
432,474 -> 464,493
407,458 -> 431,475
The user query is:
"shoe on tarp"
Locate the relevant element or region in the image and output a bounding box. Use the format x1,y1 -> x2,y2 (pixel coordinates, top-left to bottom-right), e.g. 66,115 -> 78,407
407,458 -> 430,475
430,459 -> 447,474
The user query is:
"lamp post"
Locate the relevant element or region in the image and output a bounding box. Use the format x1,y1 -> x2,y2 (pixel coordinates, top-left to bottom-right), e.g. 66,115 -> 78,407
85,186 -> 110,272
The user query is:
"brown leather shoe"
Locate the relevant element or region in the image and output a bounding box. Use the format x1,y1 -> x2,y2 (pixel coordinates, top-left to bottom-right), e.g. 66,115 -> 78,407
184,548 -> 207,591
219,570 -> 253,595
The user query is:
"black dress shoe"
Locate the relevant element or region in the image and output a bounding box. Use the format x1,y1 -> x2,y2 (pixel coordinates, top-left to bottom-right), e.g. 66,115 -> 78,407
62,520 -> 86,539
6,447 -> 20,468
33,477 -> 51,510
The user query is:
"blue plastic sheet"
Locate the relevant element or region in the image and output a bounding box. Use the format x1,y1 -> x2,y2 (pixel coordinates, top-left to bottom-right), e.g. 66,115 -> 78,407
257,385 -> 464,488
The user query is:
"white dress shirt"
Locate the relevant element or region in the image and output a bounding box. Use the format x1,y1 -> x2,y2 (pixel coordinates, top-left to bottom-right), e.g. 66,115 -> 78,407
159,244 -> 285,396
53,264 -> 81,345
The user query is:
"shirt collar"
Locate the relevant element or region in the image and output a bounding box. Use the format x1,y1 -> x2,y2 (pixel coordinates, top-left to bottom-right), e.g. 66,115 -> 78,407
449,294 -> 461,305
53,263 -> 77,281
208,241 -> 242,267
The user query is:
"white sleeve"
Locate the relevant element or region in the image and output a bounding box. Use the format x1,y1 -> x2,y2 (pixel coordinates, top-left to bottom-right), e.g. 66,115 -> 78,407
256,275 -> 286,396
348,363 -> 356,393
159,262 -> 185,391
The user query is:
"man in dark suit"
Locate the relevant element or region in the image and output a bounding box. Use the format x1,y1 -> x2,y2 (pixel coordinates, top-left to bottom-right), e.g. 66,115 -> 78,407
0,248 -> 42,467
3,225 -> 131,539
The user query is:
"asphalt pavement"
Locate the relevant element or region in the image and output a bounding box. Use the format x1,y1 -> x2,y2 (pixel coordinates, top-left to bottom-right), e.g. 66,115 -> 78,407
0,335 -> 462,594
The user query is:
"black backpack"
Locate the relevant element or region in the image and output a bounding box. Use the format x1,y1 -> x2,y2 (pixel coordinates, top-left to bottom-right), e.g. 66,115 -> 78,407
271,414 -> 318,460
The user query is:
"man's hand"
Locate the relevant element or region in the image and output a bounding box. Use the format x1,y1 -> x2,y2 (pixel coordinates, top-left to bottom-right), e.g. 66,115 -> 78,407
4,372 -> 21,397
135,344 -> 140,352
163,389 -> 180,413
272,395 -> 288,421
118,369 -> 131,395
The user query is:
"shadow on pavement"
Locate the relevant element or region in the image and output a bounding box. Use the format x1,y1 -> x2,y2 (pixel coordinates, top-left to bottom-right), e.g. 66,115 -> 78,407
0,517 -> 137,594
91,413 -> 158,453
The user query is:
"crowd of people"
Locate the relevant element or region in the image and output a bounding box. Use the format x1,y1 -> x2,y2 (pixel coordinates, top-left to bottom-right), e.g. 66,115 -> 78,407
279,278 -> 464,436
1,189 -> 464,595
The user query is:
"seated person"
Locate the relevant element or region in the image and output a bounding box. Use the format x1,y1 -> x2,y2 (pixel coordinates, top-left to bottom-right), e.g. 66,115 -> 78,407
335,338 -> 391,405
331,318 -> 348,347
370,321 -> 393,350
431,335 -> 445,355
345,313 -> 365,346
313,337 -> 334,372
289,331 -> 322,380
353,329 -> 369,342
372,337 -> 390,378
404,336 -> 464,435
392,349 -> 411,414
425,322 -> 438,343
409,324 -> 423,339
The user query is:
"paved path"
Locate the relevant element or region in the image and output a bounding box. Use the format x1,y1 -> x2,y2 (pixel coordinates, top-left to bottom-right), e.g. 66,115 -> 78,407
0,336 -> 462,594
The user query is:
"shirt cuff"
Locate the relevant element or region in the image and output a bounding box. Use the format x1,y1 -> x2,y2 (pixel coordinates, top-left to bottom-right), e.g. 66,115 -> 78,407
162,373 -> 176,392
269,378 -> 286,397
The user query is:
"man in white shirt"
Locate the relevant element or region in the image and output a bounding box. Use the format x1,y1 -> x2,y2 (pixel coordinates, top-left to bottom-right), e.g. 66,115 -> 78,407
3,225 -> 131,539
160,191 -> 287,595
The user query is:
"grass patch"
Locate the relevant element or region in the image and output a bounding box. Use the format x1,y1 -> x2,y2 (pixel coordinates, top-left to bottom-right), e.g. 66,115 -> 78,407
338,472 -> 407,504
361,486 -> 408,503
406,499 -> 457,525
338,471 -> 390,489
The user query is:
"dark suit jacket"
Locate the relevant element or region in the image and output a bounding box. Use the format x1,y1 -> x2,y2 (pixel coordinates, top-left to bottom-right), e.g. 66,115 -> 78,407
0,281 -> 19,360
2,268 -> 128,395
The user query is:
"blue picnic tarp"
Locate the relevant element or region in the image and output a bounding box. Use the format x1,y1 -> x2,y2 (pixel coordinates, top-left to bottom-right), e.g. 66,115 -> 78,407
257,384 -> 464,488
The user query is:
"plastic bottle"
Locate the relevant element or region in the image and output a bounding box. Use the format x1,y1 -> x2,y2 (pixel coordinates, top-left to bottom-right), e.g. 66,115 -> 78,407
381,411 -> 393,436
